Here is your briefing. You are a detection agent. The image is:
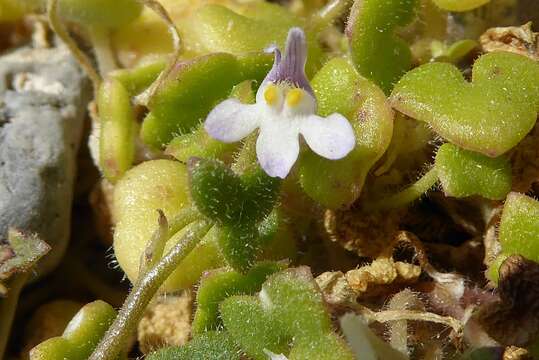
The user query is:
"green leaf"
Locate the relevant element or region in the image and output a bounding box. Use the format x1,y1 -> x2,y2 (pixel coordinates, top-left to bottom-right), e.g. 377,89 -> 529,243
435,143 -> 512,200
183,3 -> 322,75
188,158 -> 280,226
98,77 -> 136,183
113,159 -> 206,292
192,262 -> 285,334
29,301 -> 117,360
498,192 -> 539,263
220,267 -> 355,360
146,331 -> 240,360
111,60 -> 165,96
391,52 -> 539,157
140,54 -> 242,149
165,80 -> 254,163
347,0 -> 418,93
22,0 -> 142,28
432,0 -> 491,12
300,58 -> 393,209
0,229 -> 50,295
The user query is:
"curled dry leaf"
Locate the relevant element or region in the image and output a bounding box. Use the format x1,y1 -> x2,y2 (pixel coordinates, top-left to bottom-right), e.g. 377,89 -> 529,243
324,208 -> 404,258
478,255 -> 539,347
345,258 -> 421,298
480,22 -> 539,61
0,229 -> 50,296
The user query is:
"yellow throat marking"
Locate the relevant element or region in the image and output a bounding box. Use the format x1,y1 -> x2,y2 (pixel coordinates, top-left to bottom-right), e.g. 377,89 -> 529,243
264,84 -> 279,106
286,88 -> 303,107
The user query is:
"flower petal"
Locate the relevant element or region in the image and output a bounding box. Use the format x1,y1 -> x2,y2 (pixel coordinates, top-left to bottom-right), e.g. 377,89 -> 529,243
299,113 -> 356,160
263,27 -> 313,96
204,99 -> 259,143
256,121 -> 300,178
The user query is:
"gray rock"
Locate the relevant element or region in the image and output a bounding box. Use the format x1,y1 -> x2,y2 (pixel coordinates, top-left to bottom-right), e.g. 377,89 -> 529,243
0,44 -> 91,277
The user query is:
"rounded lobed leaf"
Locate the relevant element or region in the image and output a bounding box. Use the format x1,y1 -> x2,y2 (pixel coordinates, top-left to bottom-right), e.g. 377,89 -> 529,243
498,192 -> 539,263
435,143 -> 512,200
113,160 -> 225,291
192,262 -> 285,334
220,267 -> 355,360
300,58 -> 393,209
391,52 -> 539,157
346,0 -> 418,94
146,331 -> 240,360
29,301 -> 117,360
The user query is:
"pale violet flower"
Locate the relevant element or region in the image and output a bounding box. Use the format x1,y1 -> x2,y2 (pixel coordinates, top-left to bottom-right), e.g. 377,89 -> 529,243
204,27 -> 356,179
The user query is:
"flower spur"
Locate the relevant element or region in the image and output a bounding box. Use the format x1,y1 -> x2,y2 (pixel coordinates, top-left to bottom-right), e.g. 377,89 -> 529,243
204,27 -> 356,178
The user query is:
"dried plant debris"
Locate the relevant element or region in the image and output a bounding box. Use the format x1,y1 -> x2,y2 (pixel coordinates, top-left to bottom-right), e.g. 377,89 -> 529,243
4,1 -> 539,359
480,22 -> 539,60
0,229 -> 50,296
478,255 -> 539,347
138,292 -> 193,354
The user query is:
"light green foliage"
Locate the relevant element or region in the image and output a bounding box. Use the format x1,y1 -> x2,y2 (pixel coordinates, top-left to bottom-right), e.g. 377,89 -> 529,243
189,158 -> 280,227
220,267 -> 355,360
113,160 -> 224,291
431,39 -> 479,63
189,158 -> 281,271
435,143 -> 512,200
432,0 -> 491,12
498,193 -> 539,262
488,193 -> 539,283
391,52 -> 539,157
192,262 -> 285,334
110,60 -> 166,96
98,78 -> 136,183
29,301 -> 117,360
147,331 -> 240,360
183,3 -> 322,75
347,0 -> 418,93
140,53 -> 272,149
165,80 -> 254,163
165,125 -> 238,163
19,0 -> 142,28
300,58 -> 393,209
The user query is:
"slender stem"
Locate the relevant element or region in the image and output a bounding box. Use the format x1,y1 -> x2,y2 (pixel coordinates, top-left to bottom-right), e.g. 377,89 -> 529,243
365,167 -> 439,211
46,0 -> 102,95
89,220 -> 212,360
87,26 -> 118,76
134,0 -> 182,106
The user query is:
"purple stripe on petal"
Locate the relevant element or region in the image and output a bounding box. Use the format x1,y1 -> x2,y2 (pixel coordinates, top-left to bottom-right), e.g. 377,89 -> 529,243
263,27 -> 314,96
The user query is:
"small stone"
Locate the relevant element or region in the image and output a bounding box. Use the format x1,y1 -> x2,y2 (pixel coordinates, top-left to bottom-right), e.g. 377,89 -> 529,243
0,43 -> 91,275
138,291 -> 193,354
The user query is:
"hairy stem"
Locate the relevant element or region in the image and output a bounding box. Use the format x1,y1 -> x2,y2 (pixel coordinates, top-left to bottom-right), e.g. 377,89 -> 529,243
47,0 -> 102,95
366,167 -> 438,211
134,0 -> 182,106
89,220 -> 212,360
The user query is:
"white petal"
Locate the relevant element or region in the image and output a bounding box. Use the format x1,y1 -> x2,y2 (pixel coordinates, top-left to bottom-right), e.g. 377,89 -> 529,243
256,121 -> 300,179
299,113 -> 356,160
204,99 -> 259,143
